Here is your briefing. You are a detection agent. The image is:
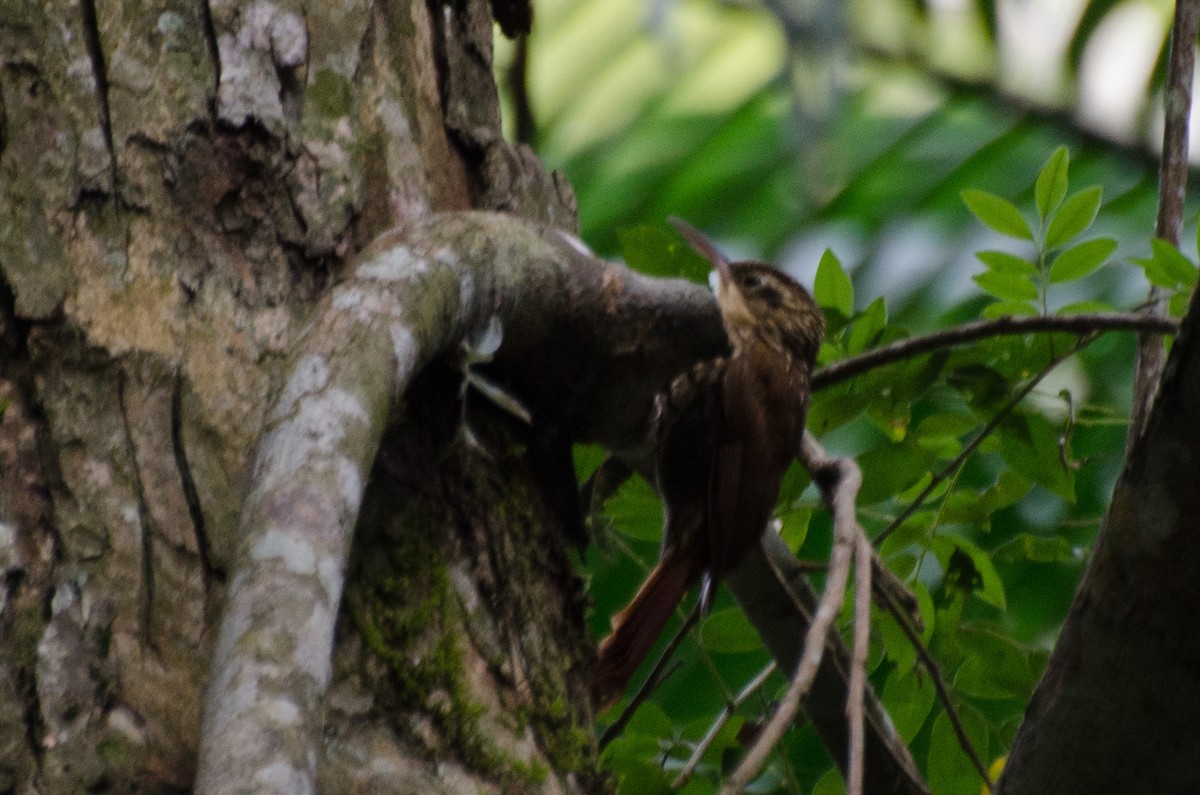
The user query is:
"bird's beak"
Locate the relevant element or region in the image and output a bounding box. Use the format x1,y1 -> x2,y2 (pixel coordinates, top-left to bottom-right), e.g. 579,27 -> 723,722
669,217 -> 734,287
669,217 -> 752,326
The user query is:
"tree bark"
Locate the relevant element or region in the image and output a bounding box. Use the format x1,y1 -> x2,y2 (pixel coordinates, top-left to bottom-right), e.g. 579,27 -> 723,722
0,0 -> 592,791
0,1 -> 927,792
998,271 -> 1200,792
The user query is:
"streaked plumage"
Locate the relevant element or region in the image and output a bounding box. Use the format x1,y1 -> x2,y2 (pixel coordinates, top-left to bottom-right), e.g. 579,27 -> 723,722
594,221 -> 824,709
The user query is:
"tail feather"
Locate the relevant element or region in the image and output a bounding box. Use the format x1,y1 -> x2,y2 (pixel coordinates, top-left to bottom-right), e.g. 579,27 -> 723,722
593,550 -> 701,710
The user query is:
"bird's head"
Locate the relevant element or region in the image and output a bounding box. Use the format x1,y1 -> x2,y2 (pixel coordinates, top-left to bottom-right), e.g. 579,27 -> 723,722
670,218 -> 824,363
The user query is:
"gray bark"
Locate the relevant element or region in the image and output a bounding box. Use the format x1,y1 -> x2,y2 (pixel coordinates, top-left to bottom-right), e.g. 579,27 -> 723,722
0,0 -> 594,791
0,0 -> 924,792
998,259 -> 1200,793
193,212 -> 726,793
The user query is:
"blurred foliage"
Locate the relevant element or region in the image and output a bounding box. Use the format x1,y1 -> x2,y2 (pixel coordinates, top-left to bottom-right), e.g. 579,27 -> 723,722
498,0 -> 1199,792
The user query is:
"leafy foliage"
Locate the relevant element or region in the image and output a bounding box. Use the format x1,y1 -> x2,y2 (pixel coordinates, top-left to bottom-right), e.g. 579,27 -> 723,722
501,1 -> 1200,791
578,147 -> 1197,792
963,147 -> 1120,318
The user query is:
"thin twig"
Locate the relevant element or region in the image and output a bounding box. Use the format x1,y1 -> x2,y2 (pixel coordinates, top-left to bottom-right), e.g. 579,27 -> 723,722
1154,1 -> 1199,245
814,313 -> 1177,391
847,535 -> 873,795
598,604 -> 702,750
871,553 -> 921,627
883,586 -> 993,792
1129,0 -> 1200,447
865,339 -> 1102,784
721,435 -> 862,793
879,587 -> 993,790
671,662 -> 778,789
873,335 -> 1097,547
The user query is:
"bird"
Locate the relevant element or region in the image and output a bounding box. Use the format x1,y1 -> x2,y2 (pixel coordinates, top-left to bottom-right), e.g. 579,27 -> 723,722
593,218 -> 825,710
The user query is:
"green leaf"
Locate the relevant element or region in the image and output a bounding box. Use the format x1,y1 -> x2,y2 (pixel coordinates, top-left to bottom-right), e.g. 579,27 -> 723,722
857,440 -> 936,505
700,608 -> 760,653
1035,146 -> 1070,220
1149,238 -> 1198,286
928,710 -> 989,795
813,769 -> 847,795
779,508 -> 811,553
622,701 -> 674,737
600,701 -> 675,771
572,444 -> 607,481
807,384 -> 871,435
618,225 -> 710,282
999,414 -> 1075,501
915,581 -> 936,643
680,714 -> 744,773
916,411 -> 975,437
961,190 -> 1032,240
604,475 -> 663,542
955,629 -> 1035,700
1133,255 -> 1178,289
976,250 -> 1038,277
1048,237 -> 1117,283
979,470 -> 1034,513
1057,299 -> 1116,314
914,434 -> 960,459
973,271 -> 1038,301
878,611 -> 916,672
776,460 -> 812,506
814,248 -> 854,318
941,490 -> 995,525
937,535 -> 1007,611
847,296 -> 888,354
1170,290 -> 1193,317
949,363 -> 1010,411
614,762 -> 672,795
882,667 -> 937,742
895,471 -> 939,503
879,510 -> 935,558
994,533 -> 1075,563
914,412 -> 976,457
982,300 -> 1038,319
1044,186 -> 1102,249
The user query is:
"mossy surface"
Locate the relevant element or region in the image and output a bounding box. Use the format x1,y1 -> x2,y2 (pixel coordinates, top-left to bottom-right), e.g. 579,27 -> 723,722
344,382 -> 604,789
348,485 -> 549,790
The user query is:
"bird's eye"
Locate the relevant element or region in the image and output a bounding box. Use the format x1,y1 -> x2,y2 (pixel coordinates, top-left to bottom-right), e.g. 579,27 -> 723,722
741,274 -> 762,289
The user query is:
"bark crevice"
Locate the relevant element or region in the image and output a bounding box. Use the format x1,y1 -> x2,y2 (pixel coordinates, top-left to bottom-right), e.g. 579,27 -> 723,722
78,0 -> 117,188
171,369 -> 217,597
199,0 -> 222,105
116,368 -> 158,651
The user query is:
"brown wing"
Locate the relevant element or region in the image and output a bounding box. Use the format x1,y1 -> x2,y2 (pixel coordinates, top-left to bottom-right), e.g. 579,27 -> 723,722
655,358 -> 725,557
706,343 -> 810,578
592,359 -> 725,708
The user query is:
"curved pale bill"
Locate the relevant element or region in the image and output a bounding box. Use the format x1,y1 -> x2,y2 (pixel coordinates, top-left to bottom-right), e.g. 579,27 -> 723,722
668,216 -> 733,284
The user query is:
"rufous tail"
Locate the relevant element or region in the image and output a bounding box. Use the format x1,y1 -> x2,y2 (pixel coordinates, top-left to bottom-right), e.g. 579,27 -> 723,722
593,550 -> 701,710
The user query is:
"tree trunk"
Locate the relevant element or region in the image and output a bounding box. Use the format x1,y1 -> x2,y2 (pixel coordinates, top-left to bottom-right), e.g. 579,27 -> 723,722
997,294 -> 1200,793
0,1 -> 595,791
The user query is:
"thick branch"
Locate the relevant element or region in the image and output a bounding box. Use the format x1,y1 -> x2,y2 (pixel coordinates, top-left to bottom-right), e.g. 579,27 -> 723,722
195,212 -> 725,793
724,434 -> 928,794
723,436 -> 862,792
814,313 -> 1178,390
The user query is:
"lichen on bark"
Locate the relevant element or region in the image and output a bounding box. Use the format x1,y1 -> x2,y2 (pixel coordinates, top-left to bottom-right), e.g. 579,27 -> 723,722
334,372 -> 602,793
